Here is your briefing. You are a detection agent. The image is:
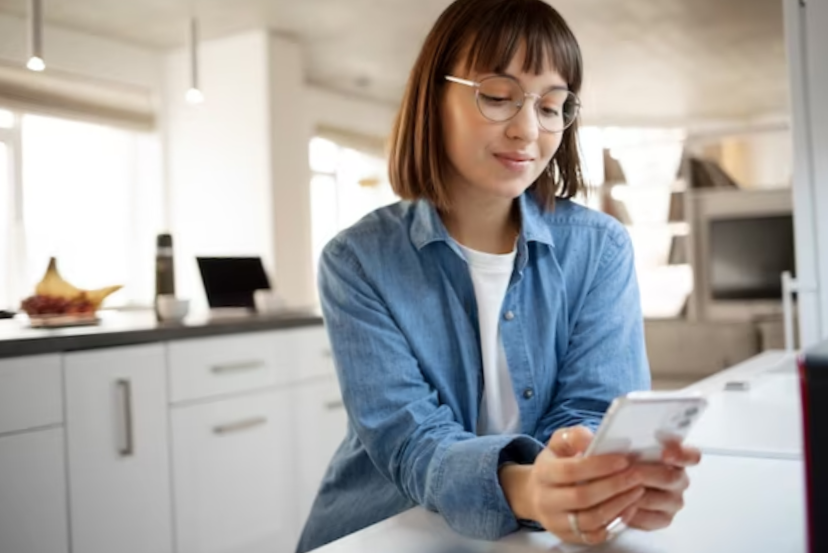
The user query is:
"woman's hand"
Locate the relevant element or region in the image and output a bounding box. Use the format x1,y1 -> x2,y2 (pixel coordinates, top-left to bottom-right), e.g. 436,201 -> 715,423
499,426 -> 644,545
624,442 -> 701,531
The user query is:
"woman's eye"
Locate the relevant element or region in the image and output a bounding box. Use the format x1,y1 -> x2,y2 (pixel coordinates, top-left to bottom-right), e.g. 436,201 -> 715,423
480,93 -> 510,104
540,107 -> 560,117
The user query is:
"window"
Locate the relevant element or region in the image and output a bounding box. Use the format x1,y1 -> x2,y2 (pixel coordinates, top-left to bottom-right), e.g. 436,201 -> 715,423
309,137 -> 397,283
0,109 -> 13,129
0,110 -> 164,311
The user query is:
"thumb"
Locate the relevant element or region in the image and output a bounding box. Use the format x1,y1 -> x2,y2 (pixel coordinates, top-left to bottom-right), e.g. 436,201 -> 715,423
548,426 -> 594,458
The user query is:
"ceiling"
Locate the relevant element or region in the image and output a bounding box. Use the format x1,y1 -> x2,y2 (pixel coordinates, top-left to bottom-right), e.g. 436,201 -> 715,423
0,0 -> 791,126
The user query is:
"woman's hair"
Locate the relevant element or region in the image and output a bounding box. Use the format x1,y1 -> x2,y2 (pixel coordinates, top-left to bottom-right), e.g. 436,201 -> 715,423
388,0 -> 584,211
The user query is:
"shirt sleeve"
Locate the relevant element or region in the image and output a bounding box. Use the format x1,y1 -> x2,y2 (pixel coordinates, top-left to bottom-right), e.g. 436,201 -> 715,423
318,238 -> 544,540
534,226 -> 652,446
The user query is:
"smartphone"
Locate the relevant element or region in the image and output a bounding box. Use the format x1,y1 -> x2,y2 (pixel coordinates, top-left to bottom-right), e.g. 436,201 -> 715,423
583,391 -> 709,462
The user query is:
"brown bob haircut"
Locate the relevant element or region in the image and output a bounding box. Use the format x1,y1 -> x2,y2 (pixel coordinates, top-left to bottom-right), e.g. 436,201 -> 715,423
388,0 -> 584,212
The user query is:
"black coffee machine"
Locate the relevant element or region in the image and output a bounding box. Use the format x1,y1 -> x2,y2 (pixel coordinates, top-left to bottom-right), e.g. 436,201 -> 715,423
799,341 -> 828,553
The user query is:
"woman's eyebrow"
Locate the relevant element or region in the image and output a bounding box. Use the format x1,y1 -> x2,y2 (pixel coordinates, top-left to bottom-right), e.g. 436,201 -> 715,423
491,71 -> 570,92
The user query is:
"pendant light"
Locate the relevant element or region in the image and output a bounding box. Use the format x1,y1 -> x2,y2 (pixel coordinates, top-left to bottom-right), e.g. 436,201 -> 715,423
185,17 -> 204,104
26,0 -> 45,71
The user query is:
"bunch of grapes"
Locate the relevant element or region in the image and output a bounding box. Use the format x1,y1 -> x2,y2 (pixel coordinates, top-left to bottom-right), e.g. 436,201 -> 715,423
21,295 -> 94,316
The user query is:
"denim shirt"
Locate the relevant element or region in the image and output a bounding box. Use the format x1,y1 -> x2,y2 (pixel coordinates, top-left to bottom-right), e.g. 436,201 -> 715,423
296,192 -> 650,552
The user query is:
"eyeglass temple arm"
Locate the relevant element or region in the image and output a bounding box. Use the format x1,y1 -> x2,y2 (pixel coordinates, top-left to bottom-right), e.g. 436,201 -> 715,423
445,75 -> 477,87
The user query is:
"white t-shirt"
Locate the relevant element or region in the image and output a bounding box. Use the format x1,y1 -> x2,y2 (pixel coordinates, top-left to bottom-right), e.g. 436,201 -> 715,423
456,242 -> 520,435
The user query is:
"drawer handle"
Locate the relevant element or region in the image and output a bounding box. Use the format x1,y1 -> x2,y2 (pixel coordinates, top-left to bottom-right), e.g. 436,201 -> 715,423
324,400 -> 345,411
211,360 -> 266,375
116,379 -> 134,457
213,417 -> 268,435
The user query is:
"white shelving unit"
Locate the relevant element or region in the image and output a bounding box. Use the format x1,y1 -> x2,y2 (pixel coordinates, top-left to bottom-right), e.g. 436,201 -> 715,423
784,0 -> 828,348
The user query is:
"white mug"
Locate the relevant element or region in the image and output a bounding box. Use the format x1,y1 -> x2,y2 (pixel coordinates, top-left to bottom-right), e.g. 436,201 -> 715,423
253,289 -> 285,314
156,294 -> 190,322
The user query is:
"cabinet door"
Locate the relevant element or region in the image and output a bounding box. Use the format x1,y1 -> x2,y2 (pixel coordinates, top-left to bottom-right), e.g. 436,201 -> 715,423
171,389 -> 294,553
64,344 -> 173,553
0,428 -> 69,553
293,377 -> 348,529
0,354 -> 62,434
283,326 -> 336,382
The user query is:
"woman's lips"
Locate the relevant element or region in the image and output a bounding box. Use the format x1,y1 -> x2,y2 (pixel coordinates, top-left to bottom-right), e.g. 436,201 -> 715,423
494,153 -> 534,171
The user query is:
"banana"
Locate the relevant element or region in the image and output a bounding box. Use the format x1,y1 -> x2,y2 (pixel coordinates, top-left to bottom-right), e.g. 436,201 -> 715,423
34,257 -> 122,309
35,258 -> 82,299
83,285 -> 124,310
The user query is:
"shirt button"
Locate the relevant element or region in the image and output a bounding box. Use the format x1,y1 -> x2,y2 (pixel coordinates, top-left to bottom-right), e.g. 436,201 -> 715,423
523,388 -> 534,400
504,311 -> 515,321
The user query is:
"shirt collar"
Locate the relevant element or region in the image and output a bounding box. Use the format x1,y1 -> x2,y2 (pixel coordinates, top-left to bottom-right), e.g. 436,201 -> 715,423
409,191 -> 556,250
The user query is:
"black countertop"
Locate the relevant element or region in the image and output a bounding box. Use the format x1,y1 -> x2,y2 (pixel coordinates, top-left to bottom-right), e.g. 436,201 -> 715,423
0,309 -> 324,359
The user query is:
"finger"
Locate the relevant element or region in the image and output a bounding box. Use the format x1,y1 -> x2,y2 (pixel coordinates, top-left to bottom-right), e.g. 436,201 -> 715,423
553,467 -> 644,510
549,426 -> 594,458
635,464 -> 690,493
626,508 -> 674,531
548,514 -> 611,547
535,449 -> 631,486
662,444 -> 702,467
576,486 -> 646,532
635,489 -> 685,516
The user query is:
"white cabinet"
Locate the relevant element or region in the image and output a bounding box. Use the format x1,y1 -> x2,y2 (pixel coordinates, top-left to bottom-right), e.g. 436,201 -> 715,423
292,376 -> 348,529
171,389 -> 295,553
282,326 -> 336,381
0,428 -> 69,553
0,324 -> 336,553
0,354 -> 62,434
168,332 -> 284,404
64,344 -> 173,553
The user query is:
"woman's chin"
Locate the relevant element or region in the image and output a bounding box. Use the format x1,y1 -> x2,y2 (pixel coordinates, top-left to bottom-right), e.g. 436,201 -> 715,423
481,178 -> 537,201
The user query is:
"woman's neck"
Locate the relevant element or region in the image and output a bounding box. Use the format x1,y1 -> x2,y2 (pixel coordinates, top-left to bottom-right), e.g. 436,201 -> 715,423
440,185 -> 520,255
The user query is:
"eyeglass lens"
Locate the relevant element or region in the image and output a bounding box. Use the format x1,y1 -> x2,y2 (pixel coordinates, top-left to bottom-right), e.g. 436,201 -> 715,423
476,77 -> 578,132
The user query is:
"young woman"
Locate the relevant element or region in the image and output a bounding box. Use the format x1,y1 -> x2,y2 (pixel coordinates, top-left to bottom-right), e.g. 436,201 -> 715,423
296,0 -> 701,551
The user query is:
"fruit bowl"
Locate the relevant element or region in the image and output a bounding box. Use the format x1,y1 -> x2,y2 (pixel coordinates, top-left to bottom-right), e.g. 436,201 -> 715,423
20,258 -> 122,328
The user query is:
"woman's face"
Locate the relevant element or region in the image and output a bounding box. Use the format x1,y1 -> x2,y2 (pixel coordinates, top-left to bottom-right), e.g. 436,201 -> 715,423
441,44 -> 567,204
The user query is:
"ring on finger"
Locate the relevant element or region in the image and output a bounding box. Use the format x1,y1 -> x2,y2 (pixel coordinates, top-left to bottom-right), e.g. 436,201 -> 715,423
568,511 -> 587,543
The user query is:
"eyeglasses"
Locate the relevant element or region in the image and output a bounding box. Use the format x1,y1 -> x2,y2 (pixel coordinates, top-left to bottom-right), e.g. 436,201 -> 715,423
445,74 -> 580,133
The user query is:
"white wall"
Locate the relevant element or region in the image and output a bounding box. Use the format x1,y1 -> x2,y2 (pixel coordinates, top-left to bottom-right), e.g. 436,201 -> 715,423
165,30 -> 275,312
307,86 -> 396,143
718,129 -> 793,190
268,35 -> 315,307
164,29 -> 397,311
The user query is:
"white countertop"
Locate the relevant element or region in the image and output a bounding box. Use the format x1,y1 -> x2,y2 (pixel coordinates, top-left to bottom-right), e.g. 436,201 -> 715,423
313,454 -> 806,553
685,350 -> 803,459
312,349 -> 809,553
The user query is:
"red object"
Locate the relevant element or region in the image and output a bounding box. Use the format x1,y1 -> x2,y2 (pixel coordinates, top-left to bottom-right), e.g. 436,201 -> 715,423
20,294 -> 94,316
798,354 -> 814,553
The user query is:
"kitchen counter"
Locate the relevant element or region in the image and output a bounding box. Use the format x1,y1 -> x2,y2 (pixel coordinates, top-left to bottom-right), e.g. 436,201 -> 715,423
0,308 -> 324,359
